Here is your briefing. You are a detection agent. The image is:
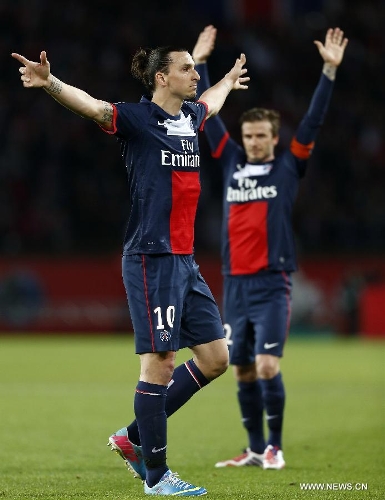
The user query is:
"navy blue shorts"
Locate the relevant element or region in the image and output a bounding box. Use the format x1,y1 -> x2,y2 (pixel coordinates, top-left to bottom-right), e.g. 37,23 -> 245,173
223,271 -> 292,364
122,254 -> 225,354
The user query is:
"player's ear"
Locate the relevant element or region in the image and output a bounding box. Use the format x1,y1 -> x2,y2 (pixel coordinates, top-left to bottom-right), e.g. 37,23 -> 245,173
155,72 -> 167,88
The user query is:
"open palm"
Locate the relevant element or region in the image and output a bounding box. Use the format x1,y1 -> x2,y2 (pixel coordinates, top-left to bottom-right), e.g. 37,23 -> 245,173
192,25 -> 217,64
314,28 -> 348,67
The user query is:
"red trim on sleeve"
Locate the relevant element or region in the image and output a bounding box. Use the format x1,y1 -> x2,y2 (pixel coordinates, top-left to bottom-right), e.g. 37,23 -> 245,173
98,103 -> 118,135
212,131 -> 230,159
290,137 -> 315,159
196,100 -> 209,131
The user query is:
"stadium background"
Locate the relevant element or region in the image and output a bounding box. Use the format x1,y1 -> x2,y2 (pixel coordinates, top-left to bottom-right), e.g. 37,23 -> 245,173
1,0 -> 384,336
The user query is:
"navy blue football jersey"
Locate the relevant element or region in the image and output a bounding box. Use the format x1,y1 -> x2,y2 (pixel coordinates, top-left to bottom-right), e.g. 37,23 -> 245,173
196,64 -> 334,276
102,96 -> 208,255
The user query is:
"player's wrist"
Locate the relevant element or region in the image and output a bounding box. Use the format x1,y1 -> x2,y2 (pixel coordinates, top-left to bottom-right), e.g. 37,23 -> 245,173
322,63 -> 337,81
193,57 -> 208,65
222,77 -> 232,93
42,74 -> 53,89
43,74 -> 63,94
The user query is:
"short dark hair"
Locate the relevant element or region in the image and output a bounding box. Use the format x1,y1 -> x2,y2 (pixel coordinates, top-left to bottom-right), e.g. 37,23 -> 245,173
239,108 -> 281,137
131,46 -> 187,94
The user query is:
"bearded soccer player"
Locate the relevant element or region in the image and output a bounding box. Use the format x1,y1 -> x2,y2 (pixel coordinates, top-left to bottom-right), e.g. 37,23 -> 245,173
12,41 -> 249,495
192,25 -> 348,470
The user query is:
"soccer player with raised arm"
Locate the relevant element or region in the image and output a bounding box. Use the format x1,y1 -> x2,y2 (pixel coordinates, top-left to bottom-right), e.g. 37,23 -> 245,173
192,25 -> 348,470
12,43 -> 249,496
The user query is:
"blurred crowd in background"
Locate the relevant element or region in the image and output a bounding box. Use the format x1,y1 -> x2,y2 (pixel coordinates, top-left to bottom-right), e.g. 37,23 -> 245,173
1,0 -> 384,257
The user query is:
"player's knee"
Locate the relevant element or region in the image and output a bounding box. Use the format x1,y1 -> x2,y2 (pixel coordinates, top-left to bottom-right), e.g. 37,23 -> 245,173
211,354 -> 229,379
234,364 -> 257,382
162,358 -> 177,381
203,349 -> 229,380
218,350 -> 230,374
139,351 -> 176,384
192,338 -> 229,380
256,355 -> 280,379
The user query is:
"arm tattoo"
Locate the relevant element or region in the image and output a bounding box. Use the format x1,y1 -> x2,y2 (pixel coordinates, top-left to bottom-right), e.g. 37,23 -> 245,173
322,63 -> 337,81
46,76 -> 63,94
101,101 -> 113,123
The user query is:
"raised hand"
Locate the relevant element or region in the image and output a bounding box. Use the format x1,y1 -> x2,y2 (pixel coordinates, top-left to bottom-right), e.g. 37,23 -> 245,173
226,53 -> 249,91
192,25 -> 217,64
314,28 -> 348,67
11,51 -> 51,88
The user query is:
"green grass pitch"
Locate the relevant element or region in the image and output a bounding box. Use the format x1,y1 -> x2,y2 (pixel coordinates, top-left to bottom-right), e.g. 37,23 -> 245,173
0,334 -> 384,499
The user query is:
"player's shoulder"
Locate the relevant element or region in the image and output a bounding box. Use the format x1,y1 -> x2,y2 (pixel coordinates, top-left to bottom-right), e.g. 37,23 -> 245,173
275,148 -> 306,177
274,148 -> 297,166
182,100 -> 207,114
114,98 -> 154,122
116,95 -> 152,108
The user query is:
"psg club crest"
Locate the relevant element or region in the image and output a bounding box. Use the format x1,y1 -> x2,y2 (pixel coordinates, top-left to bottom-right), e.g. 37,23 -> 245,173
159,330 -> 171,342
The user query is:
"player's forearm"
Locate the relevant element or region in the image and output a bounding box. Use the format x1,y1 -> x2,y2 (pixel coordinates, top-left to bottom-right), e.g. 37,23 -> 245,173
307,71 -> 334,123
195,62 -> 229,147
200,77 -> 233,118
43,75 -> 111,125
295,72 -> 334,144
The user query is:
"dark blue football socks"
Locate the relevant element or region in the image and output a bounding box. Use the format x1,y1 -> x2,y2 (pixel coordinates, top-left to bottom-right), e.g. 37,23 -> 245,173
134,381 -> 168,487
259,372 -> 285,449
237,380 -> 265,454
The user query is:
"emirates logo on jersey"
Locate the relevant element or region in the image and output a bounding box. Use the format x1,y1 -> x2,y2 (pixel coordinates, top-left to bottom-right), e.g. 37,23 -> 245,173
227,177 -> 277,202
161,150 -> 200,168
160,139 -> 200,168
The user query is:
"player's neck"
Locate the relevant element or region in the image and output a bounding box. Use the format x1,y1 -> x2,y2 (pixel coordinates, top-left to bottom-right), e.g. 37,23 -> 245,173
247,154 -> 275,163
152,91 -> 182,117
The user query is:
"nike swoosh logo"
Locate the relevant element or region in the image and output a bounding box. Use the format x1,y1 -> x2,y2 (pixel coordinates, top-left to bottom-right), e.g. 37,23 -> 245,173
152,445 -> 167,453
266,414 -> 279,420
264,342 -> 279,349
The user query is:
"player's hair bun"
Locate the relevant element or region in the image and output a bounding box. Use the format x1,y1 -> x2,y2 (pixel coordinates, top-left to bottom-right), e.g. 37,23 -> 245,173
131,48 -> 152,87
